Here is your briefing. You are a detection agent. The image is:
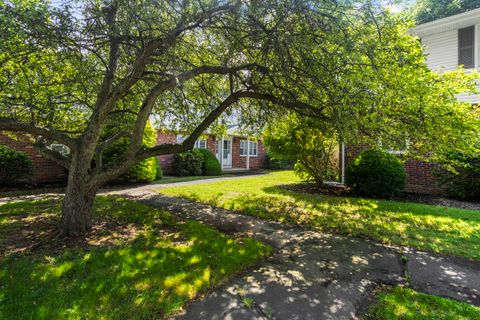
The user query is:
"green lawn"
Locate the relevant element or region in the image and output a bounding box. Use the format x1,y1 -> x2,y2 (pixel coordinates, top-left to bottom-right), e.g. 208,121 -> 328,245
0,197 -> 270,319
153,174 -> 233,184
365,287 -> 480,319
160,171 -> 480,260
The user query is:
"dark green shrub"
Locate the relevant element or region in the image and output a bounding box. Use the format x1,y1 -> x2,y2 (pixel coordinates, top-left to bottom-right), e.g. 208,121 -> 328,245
172,149 -> 203,176
265,153 -> 294,170
103,121 -> 160,183
436,153 -> 480,200
197,148 -> 222,176
0,144 -> 34,186
346,149 -> 405,198
155,158 -> 163,180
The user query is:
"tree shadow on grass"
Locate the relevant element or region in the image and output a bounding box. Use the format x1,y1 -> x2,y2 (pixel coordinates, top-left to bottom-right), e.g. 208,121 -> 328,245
0,197 -> 269,320
209,185 -> 480,260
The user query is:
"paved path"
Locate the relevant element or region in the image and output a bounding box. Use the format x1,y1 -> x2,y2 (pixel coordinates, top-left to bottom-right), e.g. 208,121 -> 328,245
114,184 -> 480,319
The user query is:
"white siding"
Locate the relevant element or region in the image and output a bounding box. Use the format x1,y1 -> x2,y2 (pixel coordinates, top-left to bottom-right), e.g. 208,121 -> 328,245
421,30 -> 458,70
420,27 -> 480,104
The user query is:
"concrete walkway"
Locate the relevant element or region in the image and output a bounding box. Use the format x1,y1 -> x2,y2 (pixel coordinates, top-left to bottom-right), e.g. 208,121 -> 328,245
113,185 -> 480,319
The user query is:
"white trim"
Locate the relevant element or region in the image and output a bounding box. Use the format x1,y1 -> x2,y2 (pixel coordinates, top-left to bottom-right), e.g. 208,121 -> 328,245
475,24 -> 479,69
413,8 -> 480,37
240,140 -> 258,157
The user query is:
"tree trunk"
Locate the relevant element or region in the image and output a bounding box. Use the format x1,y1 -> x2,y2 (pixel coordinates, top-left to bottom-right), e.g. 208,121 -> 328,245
60,158 -> 97,237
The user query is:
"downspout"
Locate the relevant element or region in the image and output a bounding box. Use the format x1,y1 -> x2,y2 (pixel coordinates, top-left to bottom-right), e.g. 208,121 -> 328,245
341,142 -> 346,184
246,138 -> 250,170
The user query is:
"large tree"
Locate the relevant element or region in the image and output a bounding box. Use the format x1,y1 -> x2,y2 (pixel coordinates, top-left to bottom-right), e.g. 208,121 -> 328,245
414,0 -> 480,24
1,0 -> 478,236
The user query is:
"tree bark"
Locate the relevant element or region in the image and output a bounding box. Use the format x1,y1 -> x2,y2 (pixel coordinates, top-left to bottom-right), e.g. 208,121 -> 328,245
60,157 -> 96,237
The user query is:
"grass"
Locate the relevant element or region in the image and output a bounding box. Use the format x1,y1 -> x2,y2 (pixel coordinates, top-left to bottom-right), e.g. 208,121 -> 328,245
365,287 -> 480,319
0,196 -> 270,319
153,174 -> 233,184
160,171 -> 480,260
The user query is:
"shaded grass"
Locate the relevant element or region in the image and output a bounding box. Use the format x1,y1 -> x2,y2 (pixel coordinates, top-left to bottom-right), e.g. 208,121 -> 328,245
153,174 -> 232,184
160,171 -> 480,260
365,287 -> 480,319
0,197 -> 270,319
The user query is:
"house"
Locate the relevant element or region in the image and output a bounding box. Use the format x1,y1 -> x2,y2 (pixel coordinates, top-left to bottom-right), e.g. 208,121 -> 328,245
157,125 -> 267,174
0,124 -> 267,184
342,8 -> 480,194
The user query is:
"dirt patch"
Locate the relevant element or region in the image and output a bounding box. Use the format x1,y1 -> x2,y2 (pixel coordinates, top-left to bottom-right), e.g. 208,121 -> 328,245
0,214 -> 148,256
280,182 -> 351,197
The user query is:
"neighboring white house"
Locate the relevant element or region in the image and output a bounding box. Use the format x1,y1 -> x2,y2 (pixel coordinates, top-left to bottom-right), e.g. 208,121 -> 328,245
413,8 -> 480,103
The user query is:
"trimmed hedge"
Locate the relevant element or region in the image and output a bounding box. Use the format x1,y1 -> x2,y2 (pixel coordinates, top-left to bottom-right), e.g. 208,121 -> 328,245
0,144 -> 34,186
172,149 -> 204,176
103,121 -> 160,183
346,149 -> 405,198
197,148 -> 222,176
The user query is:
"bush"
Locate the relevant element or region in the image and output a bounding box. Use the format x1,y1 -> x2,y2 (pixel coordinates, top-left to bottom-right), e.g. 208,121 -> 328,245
0,144 -> 34,186
196,148 -> 222,176
264,114 -> 339,183
436,153 -> 480,200
172,149 -> 204,176
103,121 -> 160,183
346,149 -> 405,198
265,153 -> 294,170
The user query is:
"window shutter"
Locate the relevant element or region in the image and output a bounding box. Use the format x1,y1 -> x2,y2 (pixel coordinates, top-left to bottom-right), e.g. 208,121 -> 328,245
459,26 -> 475,68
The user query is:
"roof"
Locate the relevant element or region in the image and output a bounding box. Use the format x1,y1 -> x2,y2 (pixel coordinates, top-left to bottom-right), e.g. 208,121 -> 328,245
413,8 -> 480,37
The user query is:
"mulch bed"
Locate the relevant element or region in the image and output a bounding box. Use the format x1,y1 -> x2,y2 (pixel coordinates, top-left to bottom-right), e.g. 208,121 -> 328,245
279,182 -> 480,211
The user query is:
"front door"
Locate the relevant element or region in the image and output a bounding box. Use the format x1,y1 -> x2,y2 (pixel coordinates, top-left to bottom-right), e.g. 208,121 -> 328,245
222,138 -> 232,168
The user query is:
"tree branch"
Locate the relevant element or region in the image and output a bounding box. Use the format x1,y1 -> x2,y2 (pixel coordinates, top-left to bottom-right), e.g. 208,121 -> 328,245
0,118 -> 78,150
34,137 -> 71,169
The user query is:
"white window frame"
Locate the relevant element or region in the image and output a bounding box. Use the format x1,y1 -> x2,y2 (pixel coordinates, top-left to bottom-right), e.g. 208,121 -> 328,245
240,140 -> 258,157
176,135 -> 207,149
382,139 -> 409,155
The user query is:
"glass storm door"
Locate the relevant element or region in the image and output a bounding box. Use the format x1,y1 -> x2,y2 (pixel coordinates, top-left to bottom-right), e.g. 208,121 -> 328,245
222,139 -> 232,168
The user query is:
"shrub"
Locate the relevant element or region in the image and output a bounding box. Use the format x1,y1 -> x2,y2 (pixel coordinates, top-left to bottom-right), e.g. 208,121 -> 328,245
0,144 -> 34,186
103,121 -> 160,183
172,149 -> 204,176
436,153 -> 480,200
346,149 -> 405,198
196,148 -> 222,176
264,115 -> 339,183
265,153 -> 294,170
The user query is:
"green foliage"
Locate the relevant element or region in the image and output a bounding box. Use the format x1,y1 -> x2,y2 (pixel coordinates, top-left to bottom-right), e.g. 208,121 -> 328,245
0,196 -> 270,319
264,114 -> 338,183
436,153 -> 480,200
0,144 -> 34,186
265,153 -> 294,170
414,0 -> 480,24
161,171 -> 480,260
366,286 -> 480,319
346,149 -> 406,198
196,148 -> 222,176
103,121 -> 159,183
172,149 -> 204,176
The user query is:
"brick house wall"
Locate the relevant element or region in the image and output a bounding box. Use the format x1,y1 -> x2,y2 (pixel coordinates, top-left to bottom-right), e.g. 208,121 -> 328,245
157,132 -> 267,175
344,144 -> 441,194
231,136 -> 267,168
0,133 -> 67,184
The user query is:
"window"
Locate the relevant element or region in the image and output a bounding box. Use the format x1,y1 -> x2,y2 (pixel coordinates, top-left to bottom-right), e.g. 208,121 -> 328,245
49,144 -> 70,156
382,138 -> 409,155
240,140 -> 258,156
176,135 -> 207,148
459,26 -> 475,68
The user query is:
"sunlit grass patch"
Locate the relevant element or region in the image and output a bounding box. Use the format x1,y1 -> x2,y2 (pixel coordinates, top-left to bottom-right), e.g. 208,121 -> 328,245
0,197 -> 270,319
365,287 -> 480,319
160,171 -> 480,260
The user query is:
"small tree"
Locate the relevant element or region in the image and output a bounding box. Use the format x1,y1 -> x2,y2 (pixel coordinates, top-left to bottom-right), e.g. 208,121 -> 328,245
265,115 -> 339,183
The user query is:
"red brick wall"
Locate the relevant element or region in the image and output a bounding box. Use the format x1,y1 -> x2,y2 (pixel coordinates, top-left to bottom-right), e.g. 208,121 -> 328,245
345,144 -> 441,194
156,131 -> 267,174
0,133 -> 67,184
156,131 -> 177,174
231,137 -> 266,169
